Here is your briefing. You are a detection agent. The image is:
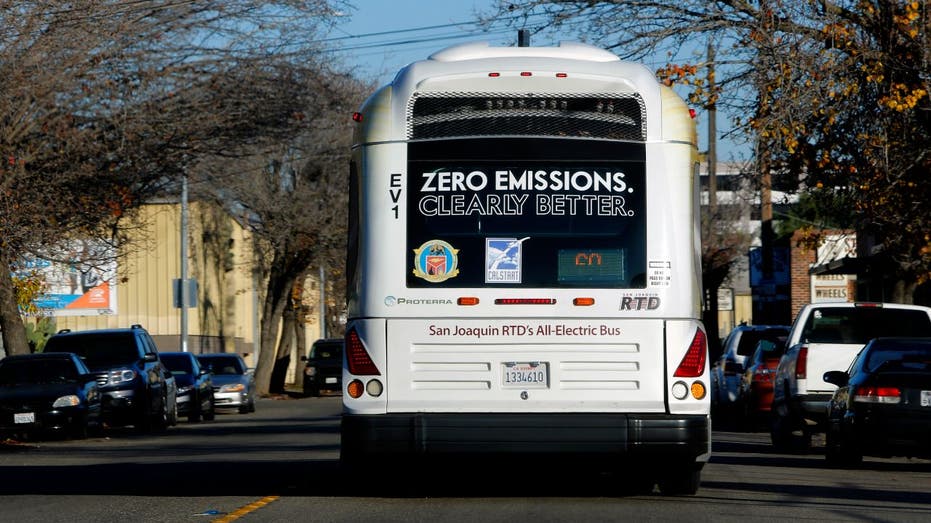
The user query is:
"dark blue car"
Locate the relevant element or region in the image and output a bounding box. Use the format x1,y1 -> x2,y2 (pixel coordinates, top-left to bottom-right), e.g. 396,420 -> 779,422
0,352 -> 102,439
160,352 -> 214,422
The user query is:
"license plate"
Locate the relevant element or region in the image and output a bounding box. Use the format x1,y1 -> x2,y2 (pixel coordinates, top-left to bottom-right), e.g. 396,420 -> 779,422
502,362 -> 548,389
14,412 -> 35,424
922,390 -> 931,407
325,377 -> 337,384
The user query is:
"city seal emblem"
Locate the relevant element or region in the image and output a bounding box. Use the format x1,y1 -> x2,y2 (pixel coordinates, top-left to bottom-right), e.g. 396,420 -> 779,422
413,240 -> 459,283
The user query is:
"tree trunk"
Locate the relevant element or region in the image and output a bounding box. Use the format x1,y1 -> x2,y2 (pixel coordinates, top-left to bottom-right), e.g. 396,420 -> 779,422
270,301 -> 296,394
253,254 -> 298,396
0,249 -> 29,356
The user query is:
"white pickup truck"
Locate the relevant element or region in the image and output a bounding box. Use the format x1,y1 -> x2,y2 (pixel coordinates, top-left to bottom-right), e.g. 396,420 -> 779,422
770,302 -> 931,451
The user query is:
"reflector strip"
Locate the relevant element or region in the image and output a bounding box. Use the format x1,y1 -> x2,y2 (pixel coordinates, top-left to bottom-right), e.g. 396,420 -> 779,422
494,298 -> 556,305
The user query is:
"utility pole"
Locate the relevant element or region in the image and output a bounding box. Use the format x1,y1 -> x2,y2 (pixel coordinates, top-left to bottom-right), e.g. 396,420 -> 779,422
180,172 -> 189,352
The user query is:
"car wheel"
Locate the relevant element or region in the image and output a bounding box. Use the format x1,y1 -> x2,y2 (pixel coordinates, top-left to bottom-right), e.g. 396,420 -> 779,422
69,416 -> 89,440
202,396 -> 215,421
825,426 -> 863,468
188,401 -> 202,423
168,398 -> 179,426
154,391 -> 170,430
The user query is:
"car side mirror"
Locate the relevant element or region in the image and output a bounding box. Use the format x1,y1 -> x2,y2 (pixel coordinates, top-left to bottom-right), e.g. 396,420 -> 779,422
823,370 -> 849,387
300,355 -> 308,362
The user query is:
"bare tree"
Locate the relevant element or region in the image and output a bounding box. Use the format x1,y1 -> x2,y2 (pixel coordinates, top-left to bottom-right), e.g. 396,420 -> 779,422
0,1 -> 348,355
196,70 -> 368,395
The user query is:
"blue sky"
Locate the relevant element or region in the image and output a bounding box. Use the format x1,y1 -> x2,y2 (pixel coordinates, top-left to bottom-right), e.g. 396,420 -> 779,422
331,1 -> 514,84
333,1 -> 747,160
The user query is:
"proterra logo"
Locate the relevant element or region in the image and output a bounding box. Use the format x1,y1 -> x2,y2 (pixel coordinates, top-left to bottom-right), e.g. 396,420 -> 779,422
384,295 -> 453,306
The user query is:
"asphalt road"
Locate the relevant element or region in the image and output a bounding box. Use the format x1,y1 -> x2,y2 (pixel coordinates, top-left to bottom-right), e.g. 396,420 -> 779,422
1,395 -> 930,522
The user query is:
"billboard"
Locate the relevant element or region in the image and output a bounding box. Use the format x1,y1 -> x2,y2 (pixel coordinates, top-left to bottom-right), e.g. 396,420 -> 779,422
15,241 -> 118,316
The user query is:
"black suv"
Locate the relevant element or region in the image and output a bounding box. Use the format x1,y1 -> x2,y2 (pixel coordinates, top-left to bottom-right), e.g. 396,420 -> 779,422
44,325 -> 177,432
301,338 -> 343,396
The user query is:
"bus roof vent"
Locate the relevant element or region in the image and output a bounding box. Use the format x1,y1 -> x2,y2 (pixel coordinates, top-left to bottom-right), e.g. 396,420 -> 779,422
408,92 -> 646,141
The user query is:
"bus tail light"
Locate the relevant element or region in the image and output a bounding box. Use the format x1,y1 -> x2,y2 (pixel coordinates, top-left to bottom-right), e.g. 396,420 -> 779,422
573,297 -> 595,306
346,328 -> 380,375
458,297 -> 480,306
674,329 -> 707,377
494,298 -> 556,305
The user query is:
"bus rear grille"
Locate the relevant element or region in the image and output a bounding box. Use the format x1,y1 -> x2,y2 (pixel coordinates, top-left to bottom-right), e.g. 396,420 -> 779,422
408,93 -> 646,141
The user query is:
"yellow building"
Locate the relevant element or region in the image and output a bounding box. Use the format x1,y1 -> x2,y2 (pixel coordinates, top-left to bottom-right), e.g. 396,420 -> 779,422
50,201 -> 259,358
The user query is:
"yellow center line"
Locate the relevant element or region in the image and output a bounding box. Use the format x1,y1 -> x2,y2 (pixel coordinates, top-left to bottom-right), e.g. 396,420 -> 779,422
212,495 -> 281,523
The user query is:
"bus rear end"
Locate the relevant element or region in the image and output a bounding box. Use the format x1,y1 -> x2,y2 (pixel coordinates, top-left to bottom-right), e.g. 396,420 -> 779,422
342,41 -> 709,494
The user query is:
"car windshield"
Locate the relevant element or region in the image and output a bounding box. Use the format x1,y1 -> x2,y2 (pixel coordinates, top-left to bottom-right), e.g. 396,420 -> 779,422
44,332 -> 140,368
802,308 -> 931,344
0,359 -> 78,385
161,354 -> 193,374
310,344 -> 342,361
865,343 -> 931,373
199,356 -> 243,375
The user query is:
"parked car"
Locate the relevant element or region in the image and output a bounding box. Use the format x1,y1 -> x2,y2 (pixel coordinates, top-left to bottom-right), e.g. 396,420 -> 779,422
0,352 -> 102,440
301,338 -> 343,397
196,353 -> 256,414
711,324 -> 790,414
160,352 -> 214,422
43,325 -> 178,432
823,337 -> 931,466
771,302 -> 931,451
737,337 -> 787,426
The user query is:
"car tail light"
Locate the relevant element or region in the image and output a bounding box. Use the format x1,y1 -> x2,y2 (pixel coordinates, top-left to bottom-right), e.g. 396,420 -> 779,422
795,346 -> 808,379
345,328 -> 380,376
674,329 -> 707,377
854,385 -> 901,404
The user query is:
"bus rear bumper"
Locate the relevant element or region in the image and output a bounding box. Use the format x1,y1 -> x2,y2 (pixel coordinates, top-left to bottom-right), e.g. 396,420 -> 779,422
340,412 -> 710,464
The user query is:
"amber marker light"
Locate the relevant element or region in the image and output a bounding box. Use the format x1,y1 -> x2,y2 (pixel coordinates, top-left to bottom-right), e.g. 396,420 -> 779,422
458,297 -> 480,306
573,297 -> 595,306
691,381 -> 707,400
347,379 -> 364,399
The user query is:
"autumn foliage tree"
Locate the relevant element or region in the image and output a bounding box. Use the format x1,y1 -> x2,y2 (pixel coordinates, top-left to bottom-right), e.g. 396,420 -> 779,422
495,0 -> 931,301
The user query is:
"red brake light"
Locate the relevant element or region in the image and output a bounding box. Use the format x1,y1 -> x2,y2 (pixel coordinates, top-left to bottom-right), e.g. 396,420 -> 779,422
796,346 -> 808,379
488,72 -> 500,77
854,385 -> 901,403
345,328 -> 380,375
674,329 -> 707,377
351,112 -> 363,122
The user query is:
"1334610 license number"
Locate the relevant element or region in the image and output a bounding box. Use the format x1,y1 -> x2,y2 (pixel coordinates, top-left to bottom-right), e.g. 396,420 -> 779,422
502,362 -> 548,389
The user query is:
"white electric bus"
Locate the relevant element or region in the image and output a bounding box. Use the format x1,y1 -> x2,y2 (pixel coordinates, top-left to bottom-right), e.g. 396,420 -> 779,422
342,40 -> 709,494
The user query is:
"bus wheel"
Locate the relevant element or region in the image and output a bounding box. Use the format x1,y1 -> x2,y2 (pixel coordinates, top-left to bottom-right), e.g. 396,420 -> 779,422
657,464 -> 702,496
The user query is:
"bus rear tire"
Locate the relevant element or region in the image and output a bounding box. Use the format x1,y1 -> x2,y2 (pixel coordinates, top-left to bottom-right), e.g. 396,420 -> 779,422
657,464 -> 702,496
